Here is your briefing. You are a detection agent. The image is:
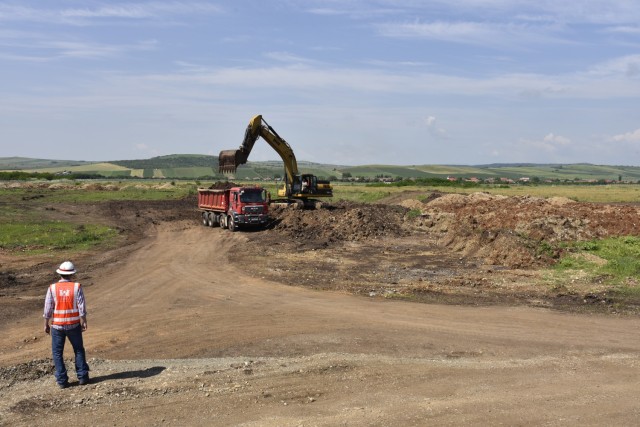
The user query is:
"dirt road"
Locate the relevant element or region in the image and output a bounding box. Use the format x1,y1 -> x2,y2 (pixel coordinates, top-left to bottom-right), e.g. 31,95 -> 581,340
2,219 -> 640,426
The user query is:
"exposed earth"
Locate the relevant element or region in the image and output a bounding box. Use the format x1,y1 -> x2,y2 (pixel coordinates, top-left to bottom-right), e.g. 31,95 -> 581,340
1,186 -> 640,426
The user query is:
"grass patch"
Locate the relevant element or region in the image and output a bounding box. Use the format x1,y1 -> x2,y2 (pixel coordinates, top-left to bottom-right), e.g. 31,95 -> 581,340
0,221 -> 119,254
0,183 -> 195,204
406,208 -> 422,219
554,237 -> 640,285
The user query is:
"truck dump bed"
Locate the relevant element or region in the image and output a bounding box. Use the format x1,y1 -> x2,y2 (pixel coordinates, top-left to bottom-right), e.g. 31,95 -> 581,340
197,189 -> 229,212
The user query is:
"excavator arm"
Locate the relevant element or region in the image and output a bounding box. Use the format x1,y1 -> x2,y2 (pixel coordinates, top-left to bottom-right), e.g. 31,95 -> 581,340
219,115 -> 299,177
218,115 -> 332,202
219,115 -> 299,193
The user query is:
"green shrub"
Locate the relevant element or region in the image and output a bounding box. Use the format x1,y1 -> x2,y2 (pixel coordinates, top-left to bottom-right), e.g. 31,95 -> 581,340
406,209 -> 422,219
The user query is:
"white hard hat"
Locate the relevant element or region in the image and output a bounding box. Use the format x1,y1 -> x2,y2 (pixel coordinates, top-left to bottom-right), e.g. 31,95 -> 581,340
56,261 -> 76,275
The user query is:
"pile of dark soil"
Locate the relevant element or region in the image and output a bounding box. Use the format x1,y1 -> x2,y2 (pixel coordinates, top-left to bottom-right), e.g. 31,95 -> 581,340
205,181 -> 238,190
263,201 -> 409,249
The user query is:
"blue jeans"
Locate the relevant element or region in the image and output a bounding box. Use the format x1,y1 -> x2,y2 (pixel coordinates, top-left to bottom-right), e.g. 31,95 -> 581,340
51,325 -> 89,385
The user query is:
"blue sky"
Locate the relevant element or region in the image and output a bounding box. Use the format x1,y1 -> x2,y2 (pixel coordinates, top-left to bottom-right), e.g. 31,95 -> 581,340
1,0 -> 639,166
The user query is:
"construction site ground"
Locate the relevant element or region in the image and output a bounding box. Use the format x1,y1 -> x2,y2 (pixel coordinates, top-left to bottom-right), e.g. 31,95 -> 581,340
1,188 -> 640,426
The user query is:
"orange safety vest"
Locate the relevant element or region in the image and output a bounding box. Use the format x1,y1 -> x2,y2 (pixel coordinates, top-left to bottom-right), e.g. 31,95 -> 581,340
51,282 -> 81,326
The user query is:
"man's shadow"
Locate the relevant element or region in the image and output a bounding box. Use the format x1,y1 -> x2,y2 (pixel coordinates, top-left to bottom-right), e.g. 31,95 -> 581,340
90,366 -> 166,384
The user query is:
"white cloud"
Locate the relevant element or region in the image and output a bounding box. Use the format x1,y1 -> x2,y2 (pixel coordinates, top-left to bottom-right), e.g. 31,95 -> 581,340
51,39 -> 157,59
519,133 -> 571,153
543,133 -> 571,146
264,51 -> 319,65
606,25 -> 640,34
0,26 -> 158,61
425,115 -> 448,139
63,2 -> 222,19
62,5 -> 155,19
136,58 -> 640,100
376,19 -> 570,48
305,0 -> 640,25
611,128 -> 640,143
0,2 -> 223,25
586,54 -> 640,77
379,20 -> 493,40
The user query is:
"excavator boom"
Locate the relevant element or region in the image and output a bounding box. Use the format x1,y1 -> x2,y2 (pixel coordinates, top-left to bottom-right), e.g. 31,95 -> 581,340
218,115 -> 332,203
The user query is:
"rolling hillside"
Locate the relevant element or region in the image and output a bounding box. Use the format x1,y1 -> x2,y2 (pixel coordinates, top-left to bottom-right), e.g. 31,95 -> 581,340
1,155 -> 639,181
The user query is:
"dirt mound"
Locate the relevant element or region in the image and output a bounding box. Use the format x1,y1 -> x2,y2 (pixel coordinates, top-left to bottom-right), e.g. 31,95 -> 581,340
206,181 -> 238,190
247,192 -> 640,269
408,192 -> 640,268
258,201 -> 408,249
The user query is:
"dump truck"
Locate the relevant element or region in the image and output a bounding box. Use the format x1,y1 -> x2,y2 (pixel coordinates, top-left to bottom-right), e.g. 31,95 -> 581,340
197,186 -> 269,231
218,115 -> 332,208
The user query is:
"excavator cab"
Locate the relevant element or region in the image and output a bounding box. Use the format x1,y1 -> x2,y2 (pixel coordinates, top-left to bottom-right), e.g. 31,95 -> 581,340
287,174 -> 332,198
299,174 -> 317,194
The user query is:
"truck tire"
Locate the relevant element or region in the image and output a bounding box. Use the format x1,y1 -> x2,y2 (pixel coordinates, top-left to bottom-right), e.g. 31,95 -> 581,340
202,212 -> 208,226
228,215 -> 237,232
220,215 -> 227,229
207,212 -> 215,227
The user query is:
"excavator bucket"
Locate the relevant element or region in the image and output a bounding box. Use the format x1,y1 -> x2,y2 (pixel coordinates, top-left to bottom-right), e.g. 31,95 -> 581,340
218,150 -> 240,173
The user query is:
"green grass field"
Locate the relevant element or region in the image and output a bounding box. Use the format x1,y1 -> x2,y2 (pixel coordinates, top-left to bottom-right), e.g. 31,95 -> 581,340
324,182 -> 640,203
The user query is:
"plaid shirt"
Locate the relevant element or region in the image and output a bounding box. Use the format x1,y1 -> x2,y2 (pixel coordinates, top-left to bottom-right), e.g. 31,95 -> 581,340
43,278 -> 87,331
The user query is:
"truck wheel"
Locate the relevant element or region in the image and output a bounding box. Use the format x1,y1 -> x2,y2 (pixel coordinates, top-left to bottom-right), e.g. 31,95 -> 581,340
228,216 -> 237,232
220,215 -> 227,229
201,212 -> 208,226
207,212 -> 215,227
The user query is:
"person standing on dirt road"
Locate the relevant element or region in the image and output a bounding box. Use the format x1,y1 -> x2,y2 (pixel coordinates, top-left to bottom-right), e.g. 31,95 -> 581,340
43,261 -> 90,389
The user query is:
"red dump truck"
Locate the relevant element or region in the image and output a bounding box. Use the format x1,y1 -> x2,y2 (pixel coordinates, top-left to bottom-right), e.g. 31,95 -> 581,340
198,186 -> 269,231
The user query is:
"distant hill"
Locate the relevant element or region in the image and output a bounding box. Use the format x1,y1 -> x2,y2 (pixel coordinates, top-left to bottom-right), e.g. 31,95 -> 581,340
110,154 -> 217,169
0,155 -> 341,180
1,155 -> 639,182
0,157 -> 92,169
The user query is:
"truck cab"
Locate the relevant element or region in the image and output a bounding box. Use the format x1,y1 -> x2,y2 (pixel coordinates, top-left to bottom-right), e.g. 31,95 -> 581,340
226,187 -> 269,230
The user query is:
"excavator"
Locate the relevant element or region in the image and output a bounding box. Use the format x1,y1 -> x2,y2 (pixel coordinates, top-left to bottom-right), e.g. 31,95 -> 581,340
218,115 -> 333,207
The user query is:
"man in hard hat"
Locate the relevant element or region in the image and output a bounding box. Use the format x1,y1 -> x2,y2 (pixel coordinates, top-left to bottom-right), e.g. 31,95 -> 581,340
43,261 -> 90,389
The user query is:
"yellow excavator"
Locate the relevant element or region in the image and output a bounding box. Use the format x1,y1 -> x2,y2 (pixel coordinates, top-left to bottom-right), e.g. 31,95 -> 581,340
218,115 -> 333,207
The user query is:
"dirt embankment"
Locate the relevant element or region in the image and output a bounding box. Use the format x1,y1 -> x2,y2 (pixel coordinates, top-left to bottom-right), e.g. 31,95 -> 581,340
233,192 -> 640,311
406,192 -> 640,268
